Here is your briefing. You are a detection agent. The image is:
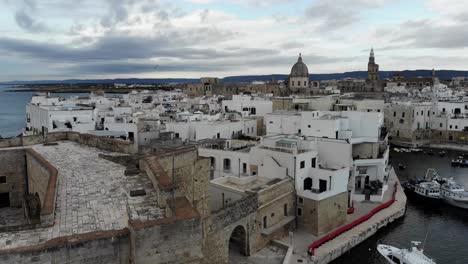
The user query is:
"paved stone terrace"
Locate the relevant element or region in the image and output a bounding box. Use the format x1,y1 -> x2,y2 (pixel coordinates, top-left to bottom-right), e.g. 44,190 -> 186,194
0,141 -> 163,250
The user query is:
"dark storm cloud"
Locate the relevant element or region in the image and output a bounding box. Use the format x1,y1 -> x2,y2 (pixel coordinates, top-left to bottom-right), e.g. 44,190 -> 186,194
64,52 -> 356,75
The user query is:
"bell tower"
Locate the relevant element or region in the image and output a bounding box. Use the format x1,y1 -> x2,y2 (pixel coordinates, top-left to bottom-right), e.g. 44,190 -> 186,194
367,48 -> 379,82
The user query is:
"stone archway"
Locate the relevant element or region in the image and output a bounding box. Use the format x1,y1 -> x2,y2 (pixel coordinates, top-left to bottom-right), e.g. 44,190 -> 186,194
228,225 -> 248,262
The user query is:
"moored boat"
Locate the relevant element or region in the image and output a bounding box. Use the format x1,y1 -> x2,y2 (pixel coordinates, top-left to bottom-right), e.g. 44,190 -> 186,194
440,178 -> 468,209
377,242 -> 436,264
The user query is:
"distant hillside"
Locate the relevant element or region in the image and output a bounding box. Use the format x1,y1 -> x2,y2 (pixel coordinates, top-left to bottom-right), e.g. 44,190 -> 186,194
0,78 -> 199,85
223,70 -> 468,82
2,70 -> 468,85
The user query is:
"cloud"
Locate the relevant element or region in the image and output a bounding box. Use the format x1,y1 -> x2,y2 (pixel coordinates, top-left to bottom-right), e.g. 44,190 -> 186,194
378,18 -> 468,49
14,10 -> 48,32
304,0 -> 393,32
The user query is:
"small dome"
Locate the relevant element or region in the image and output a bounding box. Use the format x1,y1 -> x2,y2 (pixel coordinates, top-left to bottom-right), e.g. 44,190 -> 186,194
290,54 -> 309,77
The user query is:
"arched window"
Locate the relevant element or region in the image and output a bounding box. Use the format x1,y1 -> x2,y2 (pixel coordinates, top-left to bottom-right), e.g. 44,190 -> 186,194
304,177 -> 312,190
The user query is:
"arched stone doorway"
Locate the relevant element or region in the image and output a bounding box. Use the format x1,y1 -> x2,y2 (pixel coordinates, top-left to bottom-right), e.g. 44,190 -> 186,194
228,225 -> 248,261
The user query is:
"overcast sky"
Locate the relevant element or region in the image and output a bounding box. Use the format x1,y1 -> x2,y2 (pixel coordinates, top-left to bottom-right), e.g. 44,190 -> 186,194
0,0 -> 467,81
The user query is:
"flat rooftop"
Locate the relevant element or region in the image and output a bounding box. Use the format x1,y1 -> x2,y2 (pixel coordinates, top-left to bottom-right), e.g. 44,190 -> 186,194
211,176 -> 280,192
0,141 -> 163,250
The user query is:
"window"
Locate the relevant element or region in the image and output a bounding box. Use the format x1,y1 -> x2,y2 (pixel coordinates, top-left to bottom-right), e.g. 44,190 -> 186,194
73,117 -> 77,122
393,111 -> 396,117
304,177 -> 312,190
402,112 -> 405,118
242,163 -> 247,174
304,81 -> 307,86
263,216 -> 267,228
456,125 -> 458,129
443,108 -> 446,112
440,123 -> 443,128
421,110 -> 423,115
450,125 -> 453,129
298,129 -> 301,134
300,161 -> 305,169
298,197 -> 303,204
284,204 -> 288,216
217,133 -> 220,138
308,125 -> 311,128
0,176 -> 6,184
311,158 -> 316,168
297,208 -> 302,216
292,81 -> 295,86
223,159 -> 231,172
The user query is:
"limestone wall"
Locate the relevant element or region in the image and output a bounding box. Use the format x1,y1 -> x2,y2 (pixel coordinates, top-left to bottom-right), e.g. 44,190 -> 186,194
0,230 -> 130,264
255,179 -> 295,251
0,132 -> 136,154
130,218 -> 204,264
203,195 -> 258,264
0,149 -> 26,207
298,192 -> 348,236
25,149 -> 57,215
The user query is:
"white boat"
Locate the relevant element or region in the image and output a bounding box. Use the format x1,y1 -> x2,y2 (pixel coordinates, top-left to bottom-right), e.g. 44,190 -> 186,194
377,242 -> 436,264
403,169 -> 442,201
413,181 -> 441,200
440,178 -> 468,209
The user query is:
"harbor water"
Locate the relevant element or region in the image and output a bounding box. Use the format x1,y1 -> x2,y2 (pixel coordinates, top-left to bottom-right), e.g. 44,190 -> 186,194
332,148 -> 468,264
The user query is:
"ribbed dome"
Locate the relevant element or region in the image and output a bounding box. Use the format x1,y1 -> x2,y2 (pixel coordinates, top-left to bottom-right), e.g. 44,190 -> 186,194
290,54 -> 309,77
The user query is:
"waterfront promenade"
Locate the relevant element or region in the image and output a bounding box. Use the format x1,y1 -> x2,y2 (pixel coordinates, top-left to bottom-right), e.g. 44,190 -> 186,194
282,168 -> 406,264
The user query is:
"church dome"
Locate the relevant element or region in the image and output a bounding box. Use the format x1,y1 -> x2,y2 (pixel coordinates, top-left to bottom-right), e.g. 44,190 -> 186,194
290,54 -> 309,77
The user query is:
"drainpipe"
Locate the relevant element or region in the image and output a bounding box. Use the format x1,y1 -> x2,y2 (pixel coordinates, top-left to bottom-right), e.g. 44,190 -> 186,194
293,156 -> 298,227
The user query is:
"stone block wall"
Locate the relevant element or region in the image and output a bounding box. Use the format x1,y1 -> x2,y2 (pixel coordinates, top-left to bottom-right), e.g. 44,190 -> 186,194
0,132 -> 136,154
298,192 -> 347,236
255,179 -> 295,251
0,149 -> 26,207
0,230 -> 130,264
202,195 -> 258,264
130,218 -> 204,264
25,149 -> 57,215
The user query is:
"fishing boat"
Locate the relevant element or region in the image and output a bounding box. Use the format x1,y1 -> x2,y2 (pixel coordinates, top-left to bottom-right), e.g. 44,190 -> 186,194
440,178 -> 468,209
403,169 -> 442,201
377,242 -> 436,264
418,169 -> 468,210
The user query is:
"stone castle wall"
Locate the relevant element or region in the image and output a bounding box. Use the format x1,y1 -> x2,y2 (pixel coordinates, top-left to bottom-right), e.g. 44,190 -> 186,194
0,229 -> 130,264
0,149 -> 26,207
0,132 -> 135,154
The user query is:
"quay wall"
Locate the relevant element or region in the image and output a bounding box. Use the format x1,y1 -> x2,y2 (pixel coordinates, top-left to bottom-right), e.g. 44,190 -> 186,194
310,177 -> 406,264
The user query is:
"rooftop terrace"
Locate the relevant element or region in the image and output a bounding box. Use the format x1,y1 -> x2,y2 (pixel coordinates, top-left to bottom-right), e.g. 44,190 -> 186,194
0,141 -> 163,251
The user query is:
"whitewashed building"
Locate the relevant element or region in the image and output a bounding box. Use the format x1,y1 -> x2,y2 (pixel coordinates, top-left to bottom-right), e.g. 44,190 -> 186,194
222,94 -> 273,117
